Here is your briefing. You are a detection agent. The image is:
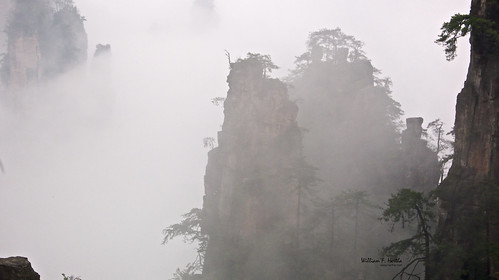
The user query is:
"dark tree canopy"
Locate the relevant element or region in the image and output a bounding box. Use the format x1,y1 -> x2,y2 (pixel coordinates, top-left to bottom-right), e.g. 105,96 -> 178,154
381,189 -> 437,280
436,13 -> 499,60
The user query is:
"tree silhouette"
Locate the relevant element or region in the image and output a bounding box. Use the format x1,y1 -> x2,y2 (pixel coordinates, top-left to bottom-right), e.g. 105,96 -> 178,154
436,13 -> 499,60
163,208 -> 208,279
381,189 -> 436,280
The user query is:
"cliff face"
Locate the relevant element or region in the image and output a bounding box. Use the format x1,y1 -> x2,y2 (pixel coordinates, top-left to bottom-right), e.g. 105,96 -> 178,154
0,0 -> 87,91
0,0 -> 13,55
292,57 -> 402,198
289,41 -> 439,279
202,56 -> 304,280
401,117 -> 440,193
436,0 -> 499,278
42,4 -> 87,77
6,34 -> 41,91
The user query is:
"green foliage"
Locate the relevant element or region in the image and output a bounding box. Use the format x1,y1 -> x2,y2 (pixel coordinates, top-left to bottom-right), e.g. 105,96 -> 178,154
432,182 -> 499,279
381,189 -> 435,232
54,0 -> 76,12
6,0 -> 52,36
336,190 -> 375,209
436,14 -> 471,61
290,158 -> 320,194
202,137 -> 216,149
436,13 -> 499,60
286,27 -> 406,279
381,189 -> 437,280
425,119 -> 454,183
210,97 -> 225,107
307,28 -> 366,61
45,0 -> 87,76
1,0 -> 87,81
290,27 -> 367,78
286,158 -> 320,247
163,208 -> 208,279
233,52 -> 279,78
170,266 -> 204,280
289,28 -> 402,131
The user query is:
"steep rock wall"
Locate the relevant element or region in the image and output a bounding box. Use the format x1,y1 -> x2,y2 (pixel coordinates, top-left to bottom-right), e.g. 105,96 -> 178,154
0,0 -> 87,91
436,0 -> 499,278
401,117 -> 440,193
202,57 -> 303,280
0,0 -> 13,55
7,34 -> 41,91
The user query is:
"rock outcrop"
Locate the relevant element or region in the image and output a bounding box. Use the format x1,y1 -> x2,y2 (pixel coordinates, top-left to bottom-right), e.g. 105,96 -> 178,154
6,34 -> 42,91
435,0 -> 499,279
0,256 -> 40,280
0,0 -> 13,55
0,0 -> 87,91
291,54 -> 402,199
288,32 -> 440,279
202,55 -> 304,280
401,117 -> 440,192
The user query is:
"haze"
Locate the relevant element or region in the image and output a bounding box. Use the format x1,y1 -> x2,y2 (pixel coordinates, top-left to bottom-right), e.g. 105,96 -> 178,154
0,0 -> 470,279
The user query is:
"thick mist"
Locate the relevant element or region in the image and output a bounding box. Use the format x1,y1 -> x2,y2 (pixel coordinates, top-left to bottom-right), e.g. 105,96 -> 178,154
0,0 -> 470,279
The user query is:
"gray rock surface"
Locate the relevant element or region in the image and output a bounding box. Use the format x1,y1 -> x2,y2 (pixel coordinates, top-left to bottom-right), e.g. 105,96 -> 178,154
0,256 -> 40,280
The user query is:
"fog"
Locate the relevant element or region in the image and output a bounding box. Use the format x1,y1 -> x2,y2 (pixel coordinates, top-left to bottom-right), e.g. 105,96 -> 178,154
0,0 -> 470,279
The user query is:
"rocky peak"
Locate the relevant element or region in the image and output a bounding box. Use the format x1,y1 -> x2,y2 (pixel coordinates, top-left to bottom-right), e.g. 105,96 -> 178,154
202,55 -> 304,280
402,117 -> 424,141
0,0 -> 87,91
401,117 -> 439,192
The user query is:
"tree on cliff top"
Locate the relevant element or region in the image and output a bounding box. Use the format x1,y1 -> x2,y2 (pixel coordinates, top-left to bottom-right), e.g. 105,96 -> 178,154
306,28 -> 366,62
436,13 -> 499,60
290,28 -> 368,78
232,52 -> 279,78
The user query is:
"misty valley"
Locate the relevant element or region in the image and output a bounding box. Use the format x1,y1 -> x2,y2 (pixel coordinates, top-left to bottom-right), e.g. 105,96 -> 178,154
0,0 -> 498,280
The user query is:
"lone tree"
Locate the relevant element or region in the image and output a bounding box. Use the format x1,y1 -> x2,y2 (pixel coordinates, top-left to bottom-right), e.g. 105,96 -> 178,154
436,13 -> 499,60
380,189 -> 437,280
231,52 -> 279,78
163,208 -> 208,279
425,119 -> 454,184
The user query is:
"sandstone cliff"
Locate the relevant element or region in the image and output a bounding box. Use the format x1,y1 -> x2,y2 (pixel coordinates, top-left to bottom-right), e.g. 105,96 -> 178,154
202,55 -> 305,280
436,0 -> 499,279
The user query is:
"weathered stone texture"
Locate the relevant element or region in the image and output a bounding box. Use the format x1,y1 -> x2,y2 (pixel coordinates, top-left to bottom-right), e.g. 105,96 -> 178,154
202,57 -> 303,280
0,0 -> 13,55
436,0 -> 499,278
7,34 -> 41,91
0,256 -> 40,280
401,117 -> 440,192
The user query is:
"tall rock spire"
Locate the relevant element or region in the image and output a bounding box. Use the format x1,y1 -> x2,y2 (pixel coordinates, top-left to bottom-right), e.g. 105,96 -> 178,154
202,54 -> 305,280
0,0 -> 87,92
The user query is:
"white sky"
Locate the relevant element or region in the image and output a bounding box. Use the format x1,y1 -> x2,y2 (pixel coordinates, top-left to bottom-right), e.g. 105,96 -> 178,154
0,0 -> 470,279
